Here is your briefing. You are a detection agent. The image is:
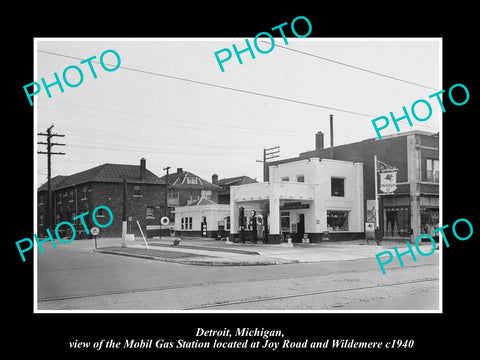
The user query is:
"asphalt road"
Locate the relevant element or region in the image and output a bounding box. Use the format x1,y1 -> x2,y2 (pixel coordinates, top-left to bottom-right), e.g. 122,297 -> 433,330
36,239 -> 440,311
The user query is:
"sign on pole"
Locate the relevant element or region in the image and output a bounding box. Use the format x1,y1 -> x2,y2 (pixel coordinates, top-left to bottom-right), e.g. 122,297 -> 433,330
90,226 -> 100,249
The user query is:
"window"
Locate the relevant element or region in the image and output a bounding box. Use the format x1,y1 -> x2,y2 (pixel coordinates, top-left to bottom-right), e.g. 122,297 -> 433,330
225,216 -> 231,231
331,178 -> 345,197
296,175 -> 305,183
167,189 -> 178,199
426,159 -> 439,182
168,207 -> 175,221
146,206 -> 155,219
182,217 -> 192,230
81,185 -> 88,199
56,193 -> 62,204
95,208 -> 106,217
69,189 -> 74,202
383,207 -> 410,237
39,213 -> 44,227
38,194 -> 44,205
201,190 -> 212,200
327,210 -> 349,231
281,176 -> 289,182
134,185 -> 142,197
281,211 -> 290,232
186,177 -> 198,185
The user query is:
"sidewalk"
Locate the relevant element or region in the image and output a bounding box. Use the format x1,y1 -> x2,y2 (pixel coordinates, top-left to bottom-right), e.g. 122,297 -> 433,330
93,236 -> 439,266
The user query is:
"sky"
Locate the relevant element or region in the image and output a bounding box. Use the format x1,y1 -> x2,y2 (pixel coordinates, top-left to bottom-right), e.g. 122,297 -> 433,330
35,38 -> 441,188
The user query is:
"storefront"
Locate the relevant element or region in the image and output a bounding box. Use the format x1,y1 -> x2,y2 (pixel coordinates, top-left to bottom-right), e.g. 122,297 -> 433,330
229,158 -> 364,243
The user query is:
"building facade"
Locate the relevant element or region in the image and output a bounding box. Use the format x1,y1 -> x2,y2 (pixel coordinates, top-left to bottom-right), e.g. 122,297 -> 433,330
37,158 -> 166,239
229,157 -> 364,243
269,130 -> 439,241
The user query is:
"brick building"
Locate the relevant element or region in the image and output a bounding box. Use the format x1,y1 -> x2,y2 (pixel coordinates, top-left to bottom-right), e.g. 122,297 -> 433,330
37,158 -> 166,239
268,130 -> 439,241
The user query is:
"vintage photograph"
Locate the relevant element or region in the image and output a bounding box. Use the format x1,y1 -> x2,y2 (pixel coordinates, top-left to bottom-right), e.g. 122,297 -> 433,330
33,38 -> 441,312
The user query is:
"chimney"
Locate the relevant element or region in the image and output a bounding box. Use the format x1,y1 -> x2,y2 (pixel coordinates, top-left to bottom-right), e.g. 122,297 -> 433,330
315,131 -> 324,150
140,158 -> 146,180
212,174 -> 218,185
177,167 -> 183,174
329,114 -> 334,159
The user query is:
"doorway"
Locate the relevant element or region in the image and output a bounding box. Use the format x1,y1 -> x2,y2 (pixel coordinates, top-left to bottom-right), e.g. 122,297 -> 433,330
296,213 -> 305,242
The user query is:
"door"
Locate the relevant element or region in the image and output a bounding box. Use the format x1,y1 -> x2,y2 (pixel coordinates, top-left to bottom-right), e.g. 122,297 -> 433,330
296,214 -> 305,243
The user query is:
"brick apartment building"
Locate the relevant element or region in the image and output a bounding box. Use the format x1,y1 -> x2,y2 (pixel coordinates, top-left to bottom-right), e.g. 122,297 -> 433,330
268,130 -> 439,241
37,158 -> 166,238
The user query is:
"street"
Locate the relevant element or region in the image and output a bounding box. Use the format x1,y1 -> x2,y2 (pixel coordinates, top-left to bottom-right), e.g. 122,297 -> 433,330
37,239 -> 439,311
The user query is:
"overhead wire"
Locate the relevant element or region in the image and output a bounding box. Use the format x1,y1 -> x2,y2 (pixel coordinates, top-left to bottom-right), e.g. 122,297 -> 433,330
37,49 -> 376,118
261,41 -> 439,91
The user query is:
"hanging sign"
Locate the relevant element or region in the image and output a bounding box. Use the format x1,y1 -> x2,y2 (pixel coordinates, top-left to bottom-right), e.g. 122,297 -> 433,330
379,171 -> 397,193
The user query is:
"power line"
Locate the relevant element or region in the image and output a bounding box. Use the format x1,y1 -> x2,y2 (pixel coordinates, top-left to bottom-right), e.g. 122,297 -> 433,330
38,49 -> 376,118
38,103 -> 315,136
261,41 -> 439,91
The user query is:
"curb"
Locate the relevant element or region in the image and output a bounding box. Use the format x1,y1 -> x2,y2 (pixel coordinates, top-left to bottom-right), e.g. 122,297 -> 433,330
93,249 -> 295,266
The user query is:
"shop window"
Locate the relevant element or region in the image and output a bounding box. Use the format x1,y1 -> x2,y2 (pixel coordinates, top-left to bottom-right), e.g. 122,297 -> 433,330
281,211 -> 290,232
421,208 -> 439,237
327,210 -> 349,231
281,176 -> 289,182
296,175 -> 305,182
331,178 -> 345,197
426,158 -> 439,182
383,207 -> 410,237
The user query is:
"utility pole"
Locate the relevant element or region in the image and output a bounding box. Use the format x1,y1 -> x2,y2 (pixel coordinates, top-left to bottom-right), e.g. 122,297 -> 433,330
256,146 -> 280,182
122,177 -> 127,246
37,125 -> 65,230
163,166 -> 171,217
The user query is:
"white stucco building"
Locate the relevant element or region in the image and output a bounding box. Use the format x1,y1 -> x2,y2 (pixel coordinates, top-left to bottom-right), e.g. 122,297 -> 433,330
173,197 -> 230,238
229,157 -> 364,243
